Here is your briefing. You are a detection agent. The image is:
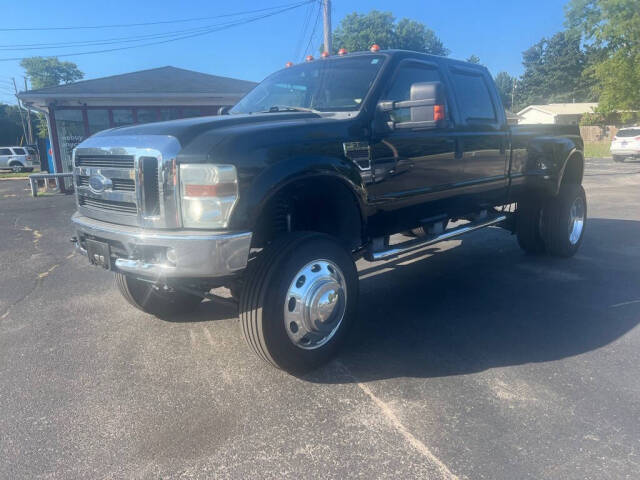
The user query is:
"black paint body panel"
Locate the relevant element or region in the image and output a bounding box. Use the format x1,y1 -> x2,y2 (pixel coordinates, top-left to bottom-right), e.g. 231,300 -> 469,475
95,51 -> 583,242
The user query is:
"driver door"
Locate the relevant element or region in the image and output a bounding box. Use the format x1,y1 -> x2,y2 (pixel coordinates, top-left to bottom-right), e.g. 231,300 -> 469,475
367,60 -> 463,235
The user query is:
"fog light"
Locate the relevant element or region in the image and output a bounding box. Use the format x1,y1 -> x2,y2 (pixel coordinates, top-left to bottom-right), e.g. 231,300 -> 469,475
166,248 -> 177,264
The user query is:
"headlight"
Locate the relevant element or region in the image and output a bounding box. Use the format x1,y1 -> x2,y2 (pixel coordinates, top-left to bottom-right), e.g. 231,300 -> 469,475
179,164 -> 238,229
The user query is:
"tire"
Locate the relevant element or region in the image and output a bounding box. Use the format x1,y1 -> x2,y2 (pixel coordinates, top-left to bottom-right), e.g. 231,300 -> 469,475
612,155 -> 624,163
516,199 -> 546,254
115,273 -> 202,317
10,163 -> 24,173
541,183 -> 587,258
239,232 -> 358,374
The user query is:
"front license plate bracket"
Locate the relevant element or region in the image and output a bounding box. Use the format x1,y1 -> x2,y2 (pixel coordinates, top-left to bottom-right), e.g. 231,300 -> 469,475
85,238 -> 112,270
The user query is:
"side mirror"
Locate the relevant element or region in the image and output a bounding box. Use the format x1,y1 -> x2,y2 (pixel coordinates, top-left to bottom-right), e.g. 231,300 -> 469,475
377,81 -> 447,131
217,105 -> 231,115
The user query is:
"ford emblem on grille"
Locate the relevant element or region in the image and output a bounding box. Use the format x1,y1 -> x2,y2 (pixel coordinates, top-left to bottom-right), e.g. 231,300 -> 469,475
88,174 -> 111,194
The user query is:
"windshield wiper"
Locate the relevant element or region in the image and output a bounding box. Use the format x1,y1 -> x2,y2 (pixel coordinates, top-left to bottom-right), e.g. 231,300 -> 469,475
262,105 -> 321,114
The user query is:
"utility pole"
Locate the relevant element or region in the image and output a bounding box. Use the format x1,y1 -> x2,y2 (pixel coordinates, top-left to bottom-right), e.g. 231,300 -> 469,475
12,78 -> 29,145
23,77 -> 34,145
511,78 -> 517,111
322,0 -> 332,54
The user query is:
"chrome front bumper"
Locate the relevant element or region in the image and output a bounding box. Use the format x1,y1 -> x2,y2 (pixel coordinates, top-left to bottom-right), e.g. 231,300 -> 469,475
72,213 -> 252,278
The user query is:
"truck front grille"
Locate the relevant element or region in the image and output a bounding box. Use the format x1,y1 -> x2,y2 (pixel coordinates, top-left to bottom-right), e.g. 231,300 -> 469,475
75,154 -> 135,169
76,175 -> 135,192
78,195 -> 138,215
73,135 -> 182,228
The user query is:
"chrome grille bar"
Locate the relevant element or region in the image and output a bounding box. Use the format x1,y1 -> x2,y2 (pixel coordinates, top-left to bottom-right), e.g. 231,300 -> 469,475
78,195 -> 138,215
75,154 -> 134,169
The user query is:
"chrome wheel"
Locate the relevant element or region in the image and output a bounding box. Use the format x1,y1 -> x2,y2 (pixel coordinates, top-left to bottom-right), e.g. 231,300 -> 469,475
283,259 -> 347,350
568,196 -> 585,245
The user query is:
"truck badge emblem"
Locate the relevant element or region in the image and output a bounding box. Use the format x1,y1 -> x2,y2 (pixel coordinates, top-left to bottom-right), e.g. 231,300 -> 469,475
343,142 -> 372,171
88,174 -> 110,193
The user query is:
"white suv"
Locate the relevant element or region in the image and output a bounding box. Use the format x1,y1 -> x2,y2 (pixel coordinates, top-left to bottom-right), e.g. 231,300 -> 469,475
0,146 -> 38,172
610,127 -> 640,162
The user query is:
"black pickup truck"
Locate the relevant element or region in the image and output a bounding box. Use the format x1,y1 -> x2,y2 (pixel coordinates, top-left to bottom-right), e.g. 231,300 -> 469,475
72,49 -> 587,373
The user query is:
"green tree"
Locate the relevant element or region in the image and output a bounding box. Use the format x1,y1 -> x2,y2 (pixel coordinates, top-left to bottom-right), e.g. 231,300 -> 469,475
515,31 -> 593,110
466,54 -> 481,64
0,104 -> 26,145
566,0 -> 640,118
494,72 -> 516,110
20,56 -> 83,90
20,57 -> 83,138
331,11 -> 449,56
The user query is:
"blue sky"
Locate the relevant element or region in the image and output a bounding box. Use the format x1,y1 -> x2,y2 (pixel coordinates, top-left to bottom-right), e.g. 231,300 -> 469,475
0,0 -> 568,104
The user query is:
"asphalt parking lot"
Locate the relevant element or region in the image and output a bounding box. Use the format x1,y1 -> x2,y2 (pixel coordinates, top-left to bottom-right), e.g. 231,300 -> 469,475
1,157 -> 639,479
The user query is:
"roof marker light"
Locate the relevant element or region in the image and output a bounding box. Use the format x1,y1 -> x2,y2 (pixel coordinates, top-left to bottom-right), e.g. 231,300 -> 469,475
337,48 -> 347,56
321,51 -> 330,58
370,44 -> 380,52
305,55 -> 314,62
285,61 -> 293,68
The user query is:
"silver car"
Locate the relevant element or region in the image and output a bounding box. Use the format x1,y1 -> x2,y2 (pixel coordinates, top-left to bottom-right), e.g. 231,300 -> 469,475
0,146 -> 37,172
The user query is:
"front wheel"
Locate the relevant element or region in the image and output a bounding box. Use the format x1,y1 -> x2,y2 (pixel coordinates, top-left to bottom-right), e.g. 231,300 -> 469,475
239,232 -> 358,374
115,273 -> 202,317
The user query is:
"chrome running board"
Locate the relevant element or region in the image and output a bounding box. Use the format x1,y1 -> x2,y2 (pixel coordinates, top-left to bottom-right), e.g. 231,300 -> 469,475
366,215 -> 507,261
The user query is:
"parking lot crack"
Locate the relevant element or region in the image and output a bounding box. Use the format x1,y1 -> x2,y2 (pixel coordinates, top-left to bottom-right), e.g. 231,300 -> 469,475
335,362 -> 459,480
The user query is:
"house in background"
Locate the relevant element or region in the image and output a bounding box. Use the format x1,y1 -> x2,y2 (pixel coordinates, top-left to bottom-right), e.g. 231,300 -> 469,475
18,66 -> 257,175
517,103 -> 598,125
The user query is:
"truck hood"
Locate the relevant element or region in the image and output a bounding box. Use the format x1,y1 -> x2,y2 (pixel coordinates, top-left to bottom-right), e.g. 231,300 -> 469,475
94,111 -> 363,166
97,111 -> 341,145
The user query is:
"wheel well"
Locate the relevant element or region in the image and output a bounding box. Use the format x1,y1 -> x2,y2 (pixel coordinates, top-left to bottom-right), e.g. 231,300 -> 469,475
9,160 -> 23,166
251,176 -> 364,251
561,153 -> 583,185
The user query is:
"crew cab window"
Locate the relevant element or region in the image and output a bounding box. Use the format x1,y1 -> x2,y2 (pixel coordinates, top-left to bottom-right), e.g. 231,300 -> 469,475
385,63 -> 443,123
0,148 -> 12,155
450,70 -> 496,123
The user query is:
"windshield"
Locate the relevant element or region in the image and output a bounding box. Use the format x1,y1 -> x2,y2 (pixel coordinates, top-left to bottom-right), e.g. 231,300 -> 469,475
230,55 -> 386,114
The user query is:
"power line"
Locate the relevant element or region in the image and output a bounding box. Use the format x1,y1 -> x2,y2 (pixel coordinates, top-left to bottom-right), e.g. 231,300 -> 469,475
0,3 -> 312,62
0,17 -> 273,51
0,1 -> 313,31
293,0 -> 317,61
302,2 -> 322,60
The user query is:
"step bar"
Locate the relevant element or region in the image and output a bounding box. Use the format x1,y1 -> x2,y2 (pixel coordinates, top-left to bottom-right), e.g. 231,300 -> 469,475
366,215 -> 508,261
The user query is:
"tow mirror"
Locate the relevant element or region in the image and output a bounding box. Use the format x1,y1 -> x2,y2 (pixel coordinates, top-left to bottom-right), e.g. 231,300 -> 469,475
377,81 -> 447,130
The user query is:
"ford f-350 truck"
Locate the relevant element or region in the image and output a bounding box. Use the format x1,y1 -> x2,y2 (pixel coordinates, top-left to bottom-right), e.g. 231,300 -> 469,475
71,49 -> 586,374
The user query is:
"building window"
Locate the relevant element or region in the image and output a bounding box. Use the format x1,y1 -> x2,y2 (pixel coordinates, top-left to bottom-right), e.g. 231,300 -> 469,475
159,108 -> 182,121
112,109 -> 134,126
137,108 -> 159,124
182,108 -> 202,118
87,109 -> 110,135
54,109 -> 84,173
